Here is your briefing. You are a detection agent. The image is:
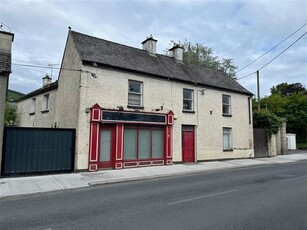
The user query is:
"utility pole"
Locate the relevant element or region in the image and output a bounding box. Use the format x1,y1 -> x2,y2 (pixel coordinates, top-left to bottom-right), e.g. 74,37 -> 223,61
257,70 -> 260,111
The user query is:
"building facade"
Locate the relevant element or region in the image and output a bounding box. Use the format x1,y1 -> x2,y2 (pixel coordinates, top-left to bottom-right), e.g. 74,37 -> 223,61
17,30 -> 254,172
0,30 -> 14,173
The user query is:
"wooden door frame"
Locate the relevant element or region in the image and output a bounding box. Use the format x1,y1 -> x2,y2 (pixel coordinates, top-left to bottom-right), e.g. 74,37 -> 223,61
98,126 -> 116,169
182,126 -> 195,163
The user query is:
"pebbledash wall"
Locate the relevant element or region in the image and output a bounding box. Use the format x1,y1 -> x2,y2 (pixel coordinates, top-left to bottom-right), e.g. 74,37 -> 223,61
17,87 -> 57,127
74,66 -> 254,170
16,31 -> 254,171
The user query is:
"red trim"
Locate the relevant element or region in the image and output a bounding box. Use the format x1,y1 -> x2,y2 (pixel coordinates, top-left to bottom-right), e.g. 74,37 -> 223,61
116,125 -> 124,160
182,129 -> 195,163
98,127 -> 115,168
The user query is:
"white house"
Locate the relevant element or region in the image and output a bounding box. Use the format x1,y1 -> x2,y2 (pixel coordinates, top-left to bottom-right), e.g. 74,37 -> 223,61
17,30 -> 254,172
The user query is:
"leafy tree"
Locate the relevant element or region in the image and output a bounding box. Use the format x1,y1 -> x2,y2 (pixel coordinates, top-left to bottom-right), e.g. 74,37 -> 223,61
170,39 -> 238,79
271,82 -> 306,97
253,110 -> 281,137
4,102 -> 17,126
257,83 -> 307,143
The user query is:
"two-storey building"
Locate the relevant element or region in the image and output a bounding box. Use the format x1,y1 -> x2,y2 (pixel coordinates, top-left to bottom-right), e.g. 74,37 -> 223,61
17,30 -> 254,172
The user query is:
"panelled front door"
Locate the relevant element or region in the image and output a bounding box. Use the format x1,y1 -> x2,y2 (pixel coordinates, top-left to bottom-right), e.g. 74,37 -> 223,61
182,126 -> 195,163
98,127 -> 115,168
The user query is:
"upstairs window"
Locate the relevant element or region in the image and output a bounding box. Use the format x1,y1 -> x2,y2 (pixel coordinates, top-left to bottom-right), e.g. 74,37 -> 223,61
42,94 -> 49,111
222,95 -> 231,115
30,98 -> 36,114
128,80 -> 143,107
183,89 -> 194,111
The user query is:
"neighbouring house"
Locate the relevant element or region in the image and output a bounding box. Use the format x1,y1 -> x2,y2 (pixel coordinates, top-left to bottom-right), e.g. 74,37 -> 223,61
0,30 -> 14,173
17,30 -> 254,172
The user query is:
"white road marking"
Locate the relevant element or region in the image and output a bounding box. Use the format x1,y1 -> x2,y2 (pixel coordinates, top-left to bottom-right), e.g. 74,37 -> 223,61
168,189 -> 238,205
279,175 -> 307,182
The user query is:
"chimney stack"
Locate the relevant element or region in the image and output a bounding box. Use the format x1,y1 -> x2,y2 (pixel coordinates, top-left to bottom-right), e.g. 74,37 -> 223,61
141,35 -> 157,55
169,44 -> 183,62
42,74 -> 52,87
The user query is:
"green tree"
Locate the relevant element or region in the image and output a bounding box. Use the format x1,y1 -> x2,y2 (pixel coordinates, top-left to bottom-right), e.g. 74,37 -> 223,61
271,82 -> 307,97
4,102 -> 17,126
258,83 -> 307,143
172,40 -> 238,79
253,110 -> 281,137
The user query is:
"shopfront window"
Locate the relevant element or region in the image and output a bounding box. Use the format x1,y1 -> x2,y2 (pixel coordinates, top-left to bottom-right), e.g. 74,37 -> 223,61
124,127 -> 164,160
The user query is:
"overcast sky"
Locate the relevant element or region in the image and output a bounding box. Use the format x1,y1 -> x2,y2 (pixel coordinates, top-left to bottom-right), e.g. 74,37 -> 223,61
1,0 -> 306,97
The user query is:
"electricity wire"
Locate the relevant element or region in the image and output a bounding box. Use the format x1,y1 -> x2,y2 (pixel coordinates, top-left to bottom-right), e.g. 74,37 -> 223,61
236,22 -> 307,73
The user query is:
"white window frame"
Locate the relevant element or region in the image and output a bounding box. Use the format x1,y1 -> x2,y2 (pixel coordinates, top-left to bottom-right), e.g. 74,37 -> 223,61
223,127 -> 232,150
183,88 -> 194,111
128,80 -> 143,107
222,95 -> 231,115
42,94 -> 49,111
30,98 -> 36,114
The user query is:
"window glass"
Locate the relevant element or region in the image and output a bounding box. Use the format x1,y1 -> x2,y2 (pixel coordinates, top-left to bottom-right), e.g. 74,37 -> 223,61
128,94 -> 141,106
100,130 -> 111,161
43,94 -> 49,110
222,95 -> 231,115
138,129 -> 151,159
223,128 -> 232,150
30,98 -> 36,113
124,128 -> 137,159
128,80 -> 142,106
152,129 -> 164,158
183,89 -> 194,111
129,81 -> 141,93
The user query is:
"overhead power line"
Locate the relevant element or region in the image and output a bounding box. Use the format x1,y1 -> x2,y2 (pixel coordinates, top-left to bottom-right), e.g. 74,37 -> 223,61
258,31 -> 307,71
236,22 -> 307,73
236,31 -> 307,82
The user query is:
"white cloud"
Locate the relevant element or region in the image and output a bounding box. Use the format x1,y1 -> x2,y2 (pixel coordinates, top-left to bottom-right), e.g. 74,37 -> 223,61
1,0 -> 306,96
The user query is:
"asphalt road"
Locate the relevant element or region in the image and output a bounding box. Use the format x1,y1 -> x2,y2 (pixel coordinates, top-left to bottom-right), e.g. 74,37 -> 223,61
1,161 -> 307,230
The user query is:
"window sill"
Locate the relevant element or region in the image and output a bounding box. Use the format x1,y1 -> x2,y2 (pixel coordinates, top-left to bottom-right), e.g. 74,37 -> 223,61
29,112 -> 35,115
127,105 -> 144,110
223,149 -> 233,152
182,110 -> 195,114
41,110 -> 49,113
222,114 -> 232,117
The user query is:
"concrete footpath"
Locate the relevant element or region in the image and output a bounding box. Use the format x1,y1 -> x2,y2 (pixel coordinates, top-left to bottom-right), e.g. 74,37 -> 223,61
1,151 -> 307,198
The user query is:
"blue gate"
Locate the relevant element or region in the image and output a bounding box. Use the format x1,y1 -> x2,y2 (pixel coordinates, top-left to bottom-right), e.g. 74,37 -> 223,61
1,127 -> 75,176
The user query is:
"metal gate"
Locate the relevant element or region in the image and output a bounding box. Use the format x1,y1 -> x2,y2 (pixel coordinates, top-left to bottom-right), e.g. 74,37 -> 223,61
1,127 -> 75,176
253,128 -> 268,158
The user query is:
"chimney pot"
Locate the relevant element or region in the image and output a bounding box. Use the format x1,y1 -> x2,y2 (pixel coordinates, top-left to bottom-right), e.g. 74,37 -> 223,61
169,43 -> 183,62
42,74 -> 52,87
141,35 -> 157,55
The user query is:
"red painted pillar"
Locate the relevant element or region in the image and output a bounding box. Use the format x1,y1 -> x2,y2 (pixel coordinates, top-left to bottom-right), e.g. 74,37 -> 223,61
88,104 -> 101,171
115,124 -> 124,169
165,111 -> 174,165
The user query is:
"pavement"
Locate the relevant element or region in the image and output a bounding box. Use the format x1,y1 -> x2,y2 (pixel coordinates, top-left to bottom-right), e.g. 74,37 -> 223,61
1,150 -> 307,198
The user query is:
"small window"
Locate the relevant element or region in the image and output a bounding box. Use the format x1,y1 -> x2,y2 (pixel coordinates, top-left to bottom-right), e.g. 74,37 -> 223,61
222,95 -> 231,115
128,80 -> 143,107
183,89 -> 194,111
42,94 -> 49,111
30,98 -> 36,114
223,127 -> 232,150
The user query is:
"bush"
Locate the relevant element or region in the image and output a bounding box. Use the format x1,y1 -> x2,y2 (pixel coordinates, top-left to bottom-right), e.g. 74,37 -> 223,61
253,110 -> 281,137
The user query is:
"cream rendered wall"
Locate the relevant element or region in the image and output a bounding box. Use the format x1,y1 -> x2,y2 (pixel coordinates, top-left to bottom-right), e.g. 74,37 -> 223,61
54,33 -> 83,170
75,64 -> 254,169
17,89 -> 57,127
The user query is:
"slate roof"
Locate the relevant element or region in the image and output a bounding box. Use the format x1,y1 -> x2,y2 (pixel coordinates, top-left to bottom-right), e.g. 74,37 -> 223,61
17,81 -> 58,102
70,31 -> 252,95
0,51 -> 11,74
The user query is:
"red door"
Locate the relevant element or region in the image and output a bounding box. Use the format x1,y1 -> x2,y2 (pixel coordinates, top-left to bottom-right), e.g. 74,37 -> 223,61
98,127 -> 115,168
182,129 -> 195,163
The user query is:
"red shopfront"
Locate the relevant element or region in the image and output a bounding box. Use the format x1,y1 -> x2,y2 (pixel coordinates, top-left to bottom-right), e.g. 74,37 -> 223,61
88,104 -> 174,171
